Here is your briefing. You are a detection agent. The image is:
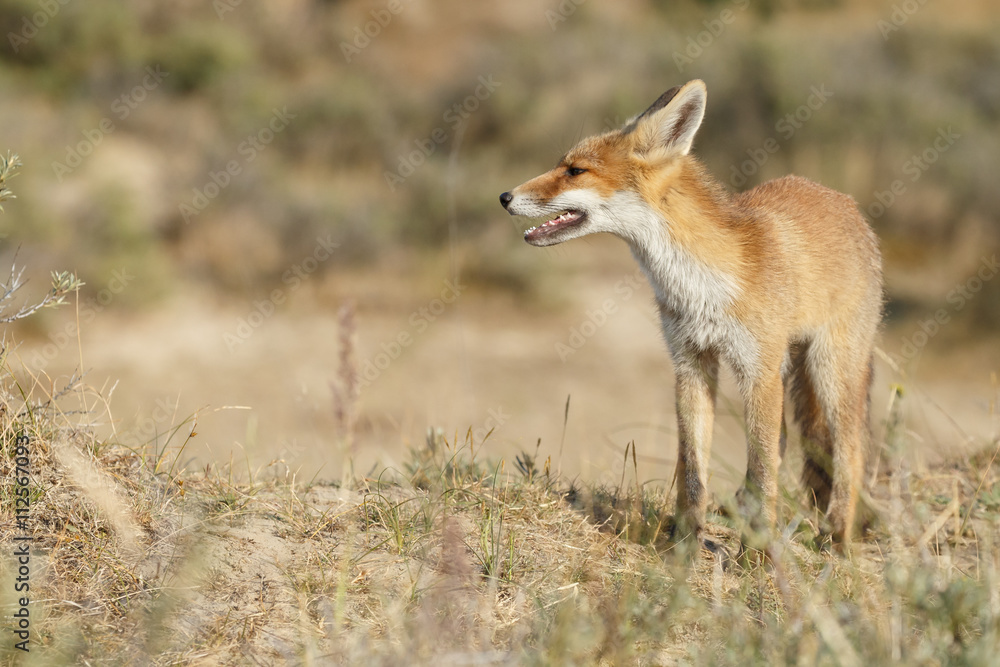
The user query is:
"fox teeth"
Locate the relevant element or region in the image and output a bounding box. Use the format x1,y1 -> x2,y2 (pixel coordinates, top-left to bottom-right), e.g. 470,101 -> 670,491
546,212 -> 575,226
525,211 -> 581,237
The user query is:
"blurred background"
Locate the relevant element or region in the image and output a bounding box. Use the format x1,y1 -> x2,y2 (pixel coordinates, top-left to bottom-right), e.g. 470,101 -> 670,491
1,0 -> 997,494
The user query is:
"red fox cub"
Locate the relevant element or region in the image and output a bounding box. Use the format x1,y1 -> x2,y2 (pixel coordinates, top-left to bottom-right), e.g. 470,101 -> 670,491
500,80 -> 882,546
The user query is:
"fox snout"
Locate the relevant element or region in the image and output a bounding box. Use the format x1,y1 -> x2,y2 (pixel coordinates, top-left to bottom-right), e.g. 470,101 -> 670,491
498,182 -> 603,247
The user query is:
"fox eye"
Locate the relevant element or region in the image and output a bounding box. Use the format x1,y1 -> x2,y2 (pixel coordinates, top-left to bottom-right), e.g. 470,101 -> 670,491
566,167 -> 587,177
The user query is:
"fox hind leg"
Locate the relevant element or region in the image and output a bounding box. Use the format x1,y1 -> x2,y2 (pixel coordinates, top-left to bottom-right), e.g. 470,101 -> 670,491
789,341 -> 834,512
792,334 -> 872,544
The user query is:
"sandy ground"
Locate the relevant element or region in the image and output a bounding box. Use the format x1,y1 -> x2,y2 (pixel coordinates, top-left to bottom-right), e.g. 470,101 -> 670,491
14,236 -> 999,500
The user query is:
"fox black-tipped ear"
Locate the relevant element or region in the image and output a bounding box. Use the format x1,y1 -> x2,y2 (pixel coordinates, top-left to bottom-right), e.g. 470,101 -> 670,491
627,80 -> 707,157
634,85 -> 683,122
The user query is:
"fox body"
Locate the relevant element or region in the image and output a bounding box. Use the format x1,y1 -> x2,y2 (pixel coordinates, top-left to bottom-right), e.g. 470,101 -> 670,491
500,80 -> 882,545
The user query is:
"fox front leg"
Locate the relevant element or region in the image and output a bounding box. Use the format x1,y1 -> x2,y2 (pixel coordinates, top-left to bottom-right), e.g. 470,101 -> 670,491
671,349 -> 720,539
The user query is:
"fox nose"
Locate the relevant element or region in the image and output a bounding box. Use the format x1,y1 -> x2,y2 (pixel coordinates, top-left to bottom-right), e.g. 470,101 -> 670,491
499,192 -> 513,209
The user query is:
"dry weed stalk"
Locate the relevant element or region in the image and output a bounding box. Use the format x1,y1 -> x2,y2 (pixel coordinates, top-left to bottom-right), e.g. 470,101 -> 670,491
332,300 -> 360,471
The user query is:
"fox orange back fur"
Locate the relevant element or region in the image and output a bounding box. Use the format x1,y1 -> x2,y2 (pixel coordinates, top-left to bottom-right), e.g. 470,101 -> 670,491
500,80 -> 882,546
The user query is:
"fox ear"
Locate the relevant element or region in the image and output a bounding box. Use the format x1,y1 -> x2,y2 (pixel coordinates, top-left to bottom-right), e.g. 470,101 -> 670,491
634,85 -> 683,120
626,80 -> 707,157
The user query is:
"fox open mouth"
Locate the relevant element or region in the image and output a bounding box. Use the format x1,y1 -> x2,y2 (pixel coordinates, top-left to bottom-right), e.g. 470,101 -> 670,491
523,210 -> 587,243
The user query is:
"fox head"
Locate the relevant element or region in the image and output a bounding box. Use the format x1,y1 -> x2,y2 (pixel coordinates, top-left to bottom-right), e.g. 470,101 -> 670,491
499,79 -> 708,247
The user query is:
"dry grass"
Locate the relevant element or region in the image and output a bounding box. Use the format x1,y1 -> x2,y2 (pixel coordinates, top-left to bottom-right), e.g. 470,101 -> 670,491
1,363 -> 999,666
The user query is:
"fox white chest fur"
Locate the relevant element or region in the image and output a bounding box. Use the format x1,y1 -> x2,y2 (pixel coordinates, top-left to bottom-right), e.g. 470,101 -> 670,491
609,191 -> 760,377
